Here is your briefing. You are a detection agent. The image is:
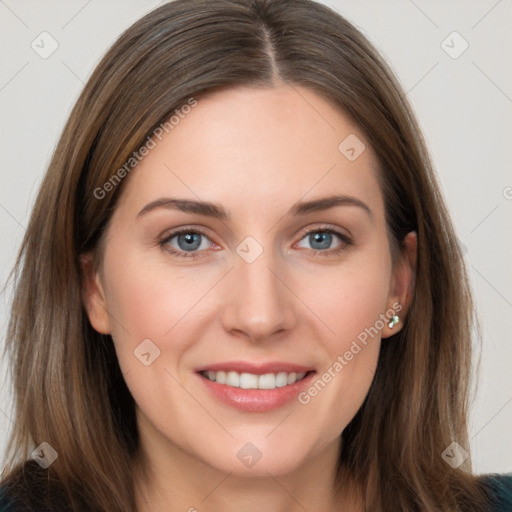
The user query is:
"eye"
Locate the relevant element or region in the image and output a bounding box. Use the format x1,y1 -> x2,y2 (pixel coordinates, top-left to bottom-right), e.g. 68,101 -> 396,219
159,228 -> 214,258
159,225 -> 353,259
295,226 -> 352,256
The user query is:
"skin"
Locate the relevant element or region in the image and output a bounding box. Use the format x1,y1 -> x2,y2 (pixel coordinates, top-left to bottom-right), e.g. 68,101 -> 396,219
81,83 -> 416,512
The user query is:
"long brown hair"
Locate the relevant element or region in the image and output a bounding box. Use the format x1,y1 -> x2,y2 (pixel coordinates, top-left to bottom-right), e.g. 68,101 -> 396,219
1,0 -> 493,510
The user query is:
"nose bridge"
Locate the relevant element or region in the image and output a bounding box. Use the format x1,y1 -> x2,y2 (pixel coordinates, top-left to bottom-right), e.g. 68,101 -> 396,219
220,240 -> 296,341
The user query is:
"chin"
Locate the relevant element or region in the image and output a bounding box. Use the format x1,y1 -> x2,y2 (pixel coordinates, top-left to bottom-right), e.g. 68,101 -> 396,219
196,435 -> 316,478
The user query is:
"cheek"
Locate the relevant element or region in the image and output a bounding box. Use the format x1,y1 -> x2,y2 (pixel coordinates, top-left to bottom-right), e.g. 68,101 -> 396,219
292,249 -> 391,430
301,247 -> 391,353
100,249 -> 218,441
101,241 -> 220,370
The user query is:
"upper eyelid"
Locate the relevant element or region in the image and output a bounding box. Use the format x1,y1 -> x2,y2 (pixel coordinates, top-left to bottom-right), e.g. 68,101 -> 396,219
296,223 -> 350,239
161,226 -> 214,244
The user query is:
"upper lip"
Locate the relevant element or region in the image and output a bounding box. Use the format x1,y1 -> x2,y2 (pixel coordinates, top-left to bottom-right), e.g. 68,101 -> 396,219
195,361 -> 315,375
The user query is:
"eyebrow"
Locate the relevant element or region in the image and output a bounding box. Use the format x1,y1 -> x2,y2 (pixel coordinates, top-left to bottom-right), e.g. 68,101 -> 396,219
137,194 -> 373,220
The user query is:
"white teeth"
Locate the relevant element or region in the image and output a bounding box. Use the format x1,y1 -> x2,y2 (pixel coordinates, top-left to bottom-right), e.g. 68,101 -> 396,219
258,373 -> 276,389
202,370 -> 309,389
275,372 -> 288,388
240,373 -> 258,389
226,371 -> 239,387
287,372 -> 297,385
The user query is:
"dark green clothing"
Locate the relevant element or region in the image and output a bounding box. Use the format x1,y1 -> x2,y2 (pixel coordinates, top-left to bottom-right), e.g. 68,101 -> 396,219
482,473 -> 512,511
1,472 -> 511,510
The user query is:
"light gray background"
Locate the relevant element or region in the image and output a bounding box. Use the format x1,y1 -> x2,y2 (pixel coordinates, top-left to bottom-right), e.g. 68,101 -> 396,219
1,0 -> 511,474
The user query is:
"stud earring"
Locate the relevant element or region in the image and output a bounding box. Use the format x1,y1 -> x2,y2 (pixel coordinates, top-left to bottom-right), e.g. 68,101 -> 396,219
388,315 -> 400,329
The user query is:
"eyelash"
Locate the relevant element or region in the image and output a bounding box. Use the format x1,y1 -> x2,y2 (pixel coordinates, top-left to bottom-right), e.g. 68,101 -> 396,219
159,224 -> 353,259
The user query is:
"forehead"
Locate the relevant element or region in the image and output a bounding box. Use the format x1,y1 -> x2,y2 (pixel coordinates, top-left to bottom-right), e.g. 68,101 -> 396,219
115,84 -> 384,224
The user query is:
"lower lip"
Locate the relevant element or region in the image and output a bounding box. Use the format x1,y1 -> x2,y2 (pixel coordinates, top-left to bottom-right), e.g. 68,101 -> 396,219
197,372 -> 316,412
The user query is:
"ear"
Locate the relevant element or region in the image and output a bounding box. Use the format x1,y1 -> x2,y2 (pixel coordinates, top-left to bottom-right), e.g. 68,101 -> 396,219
381,231 -> 417,339
79,252 -> 112,334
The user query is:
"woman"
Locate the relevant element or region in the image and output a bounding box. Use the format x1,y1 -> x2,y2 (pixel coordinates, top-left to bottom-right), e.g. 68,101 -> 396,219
0,0 -> 510,510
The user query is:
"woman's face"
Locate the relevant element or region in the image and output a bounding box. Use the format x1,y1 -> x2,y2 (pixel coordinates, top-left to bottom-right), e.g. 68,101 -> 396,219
82,84 -> 414,478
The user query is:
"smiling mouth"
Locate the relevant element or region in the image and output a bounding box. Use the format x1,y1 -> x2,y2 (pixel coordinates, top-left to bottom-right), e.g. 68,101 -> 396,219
199,370 -> 312,390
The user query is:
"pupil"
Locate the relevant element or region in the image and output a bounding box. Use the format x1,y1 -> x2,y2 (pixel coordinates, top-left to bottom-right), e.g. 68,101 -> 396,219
178,233 -> 201,251
311,232 -> 331,250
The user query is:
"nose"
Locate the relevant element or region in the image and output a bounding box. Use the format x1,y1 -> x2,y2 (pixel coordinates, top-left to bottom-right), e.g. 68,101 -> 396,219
219,246 -> 297,343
